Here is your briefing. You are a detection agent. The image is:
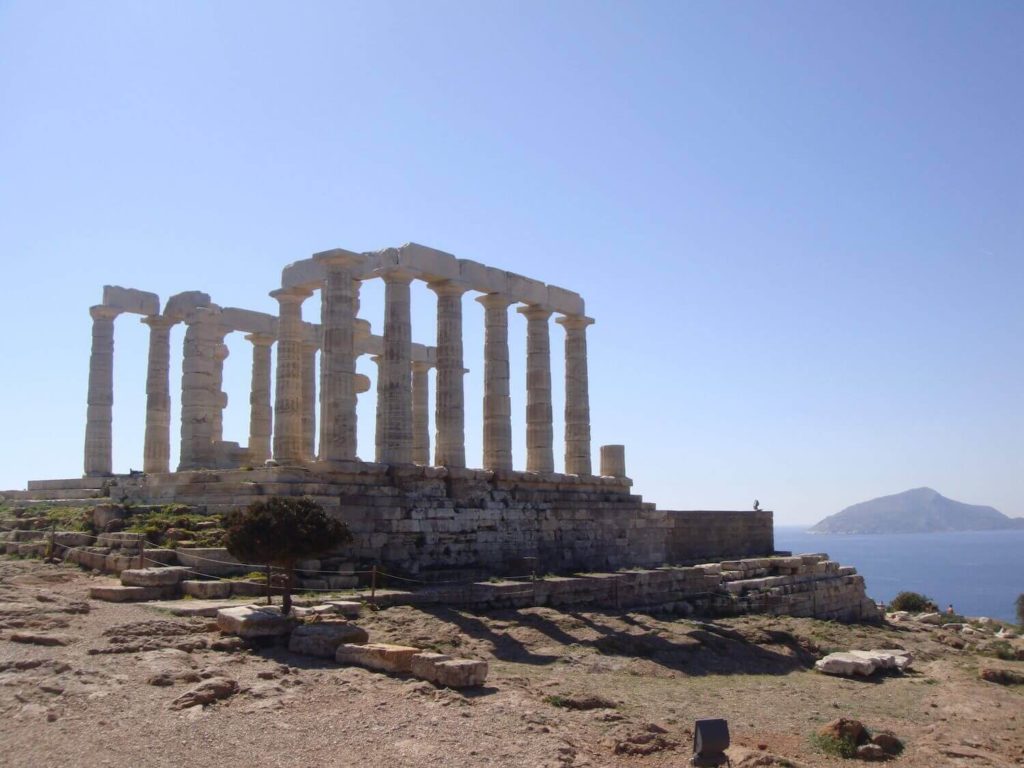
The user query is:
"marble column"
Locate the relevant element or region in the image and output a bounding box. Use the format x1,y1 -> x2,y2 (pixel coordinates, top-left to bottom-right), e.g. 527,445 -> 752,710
271,287 -> 312,464
375,268 -> 415,464
300,339 -> 317,460
178,306 -> 224,470
317,251 -> 362,462
477,294 -> 514,471
370,354 -> 383,461
245,333 -> 274,464
211,334 -> 230,444
141,315 -> 175,474
428,280 -> 468,468
412,361 -> 431,465
84,305 -> 121,476
517,304 -> 555,473
556,314 -> 594,475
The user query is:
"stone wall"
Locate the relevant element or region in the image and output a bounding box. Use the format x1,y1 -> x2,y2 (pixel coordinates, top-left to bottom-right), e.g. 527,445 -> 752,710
664,510 -> 774,563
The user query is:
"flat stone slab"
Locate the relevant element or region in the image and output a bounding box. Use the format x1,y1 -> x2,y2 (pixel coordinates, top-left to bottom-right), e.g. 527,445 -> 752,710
316,600 -> 362,618
121,566 -> 192,587
335,642 -> 420,673
181,580 -> 233,599
216,605 -> 298,638
410,652 -> 489,688
89,585 -> 165,603
288,622 -> 369,658
816,649 -> 913,677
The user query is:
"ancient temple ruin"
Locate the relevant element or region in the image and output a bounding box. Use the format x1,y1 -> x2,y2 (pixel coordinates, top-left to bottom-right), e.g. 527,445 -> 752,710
38,243 -> 776,578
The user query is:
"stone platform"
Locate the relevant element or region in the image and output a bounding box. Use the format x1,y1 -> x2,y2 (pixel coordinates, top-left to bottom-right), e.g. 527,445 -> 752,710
5,463 -> 773,580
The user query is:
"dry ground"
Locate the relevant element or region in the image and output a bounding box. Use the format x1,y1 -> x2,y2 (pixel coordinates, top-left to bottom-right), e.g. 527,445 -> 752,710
0,557 -> 1021,767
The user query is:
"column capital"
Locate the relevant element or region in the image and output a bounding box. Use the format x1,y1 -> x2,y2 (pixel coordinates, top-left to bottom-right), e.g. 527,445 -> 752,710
476,292 -> 516,310
245,332 -> 276,347
516,304 -> 554,321
313,248 -> 365,271
270,286 -> 314,304
140,314 -> 176,330
555,314 -> 595,330
89,305 -> 121,321
373,266 -> 417,285
412,360 -> 433,373
427,279 -> 470,297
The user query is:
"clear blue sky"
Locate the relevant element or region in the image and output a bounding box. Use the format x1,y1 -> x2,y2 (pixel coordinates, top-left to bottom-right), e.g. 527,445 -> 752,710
1,1 -> 1021,525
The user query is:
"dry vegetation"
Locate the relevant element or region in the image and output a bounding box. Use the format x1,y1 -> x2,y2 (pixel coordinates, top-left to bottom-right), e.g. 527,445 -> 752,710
1,557 -> 1021,767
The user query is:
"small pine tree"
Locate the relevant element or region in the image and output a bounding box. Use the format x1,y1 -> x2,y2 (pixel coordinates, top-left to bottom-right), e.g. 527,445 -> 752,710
889,591 -> 934,613
223,497 -> 352,615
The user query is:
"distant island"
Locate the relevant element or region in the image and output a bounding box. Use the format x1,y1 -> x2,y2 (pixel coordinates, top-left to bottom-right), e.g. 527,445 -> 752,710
810,487 -> 1024,534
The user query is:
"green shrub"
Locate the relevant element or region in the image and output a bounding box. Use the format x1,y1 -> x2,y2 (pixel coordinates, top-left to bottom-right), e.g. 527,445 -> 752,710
809,732 -> 858,759
889,591 -> 935,613
223,497 -> 351,615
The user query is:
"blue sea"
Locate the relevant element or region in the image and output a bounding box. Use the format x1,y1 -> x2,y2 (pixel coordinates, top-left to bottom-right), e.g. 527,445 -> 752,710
774,527 -> 1024,623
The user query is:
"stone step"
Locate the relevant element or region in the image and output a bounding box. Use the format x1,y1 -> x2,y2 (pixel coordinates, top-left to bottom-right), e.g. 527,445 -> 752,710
0,488 -> 106,501
120,566 -> 192,587
89,584 -> 170,602
27,477 -> 109,491
3,498 -> 106,508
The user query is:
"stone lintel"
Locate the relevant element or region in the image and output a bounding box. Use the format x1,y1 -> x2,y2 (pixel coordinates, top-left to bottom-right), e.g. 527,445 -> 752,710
102,285 -> 160,316
221,307 -> 278,337
163,291 -> 212,322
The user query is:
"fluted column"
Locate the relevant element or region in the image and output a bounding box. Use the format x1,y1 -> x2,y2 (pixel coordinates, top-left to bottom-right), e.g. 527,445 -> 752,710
316,251 -> 362,462
370,354 -> 383,461
375,268 -> 415,464
271,287 -> 312,464
141,315 -> 175,474
428,280 -> 468,467
245,333 -> 274,464
178,306 -> 224,470
556,314 -> 594,475
211,334 -> 230,444
300,339 -> 317,460
517,305 -> 555,473
412,361 -> 431,465
84,305 -> 121,476
477,294 -> 514,471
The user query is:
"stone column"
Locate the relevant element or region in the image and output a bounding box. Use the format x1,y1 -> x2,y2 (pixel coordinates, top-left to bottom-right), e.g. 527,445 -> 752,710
428,280 -> 468,467
412,361 -> 431,465
211,334 -> 230,444
300,339 -> 317,460
370,354 -> 383,461
556,314 -> 595,475
84,305 -> 121,476
245,333 -> 274,464
141,315 -> 175,474
178,306 -> 224,470
600,444 -> 626,478
271,287 -> 312,464
316,251 -> 362,463
375,268 -> 415,464
476,294 -> 514,471
517,305 -> 555,473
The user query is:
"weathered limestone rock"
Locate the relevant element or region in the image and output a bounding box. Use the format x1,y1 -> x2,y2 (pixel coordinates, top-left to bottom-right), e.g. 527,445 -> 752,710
170,677 -> 239,709
321,600 -> 362,618
181,580 -> 232,599
216,605 -> 298,638
120,566 -> 192,587
916,612 -> 943,624
410,652 -> 488,688
288,622 -> 369,658
335,642 -> 420,673
815,649 -> 912,677
89,585 -> 165,602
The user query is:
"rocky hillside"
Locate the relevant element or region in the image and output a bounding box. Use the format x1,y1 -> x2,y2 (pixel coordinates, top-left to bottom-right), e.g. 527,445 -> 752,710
810,487 -> 1024,534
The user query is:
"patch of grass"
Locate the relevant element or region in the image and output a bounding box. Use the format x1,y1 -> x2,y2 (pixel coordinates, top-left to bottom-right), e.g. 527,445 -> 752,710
982,640 -> 1018,661
809,732 -> 858,759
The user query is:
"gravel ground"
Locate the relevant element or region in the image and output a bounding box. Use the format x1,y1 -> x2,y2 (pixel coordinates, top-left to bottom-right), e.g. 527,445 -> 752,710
0,557 -> 1022,767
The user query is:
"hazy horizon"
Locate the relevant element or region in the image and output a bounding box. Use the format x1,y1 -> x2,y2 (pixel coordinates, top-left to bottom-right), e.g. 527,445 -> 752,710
1,2 -> 1021,525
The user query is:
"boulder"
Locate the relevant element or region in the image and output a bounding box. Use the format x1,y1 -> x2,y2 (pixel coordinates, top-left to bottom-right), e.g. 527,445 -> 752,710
321,600 -> 362,618
120,566 -> 192,587
849,649 -> 913,672
335,642 -> 420,673
815,653 -> 878,677
915,612 -> 943,625
818,718 -> 866,745
872,733 -> 903,756
980,667 -> 1024,686
216,605 -> 298,638
181,580 -> 232,599
92,504 -> 125,530
288,622 -> 369,658
855,743 -> 889,761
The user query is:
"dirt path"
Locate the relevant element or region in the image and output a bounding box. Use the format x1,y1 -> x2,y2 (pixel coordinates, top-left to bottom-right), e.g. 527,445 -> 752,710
1,558 -> 1021,767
